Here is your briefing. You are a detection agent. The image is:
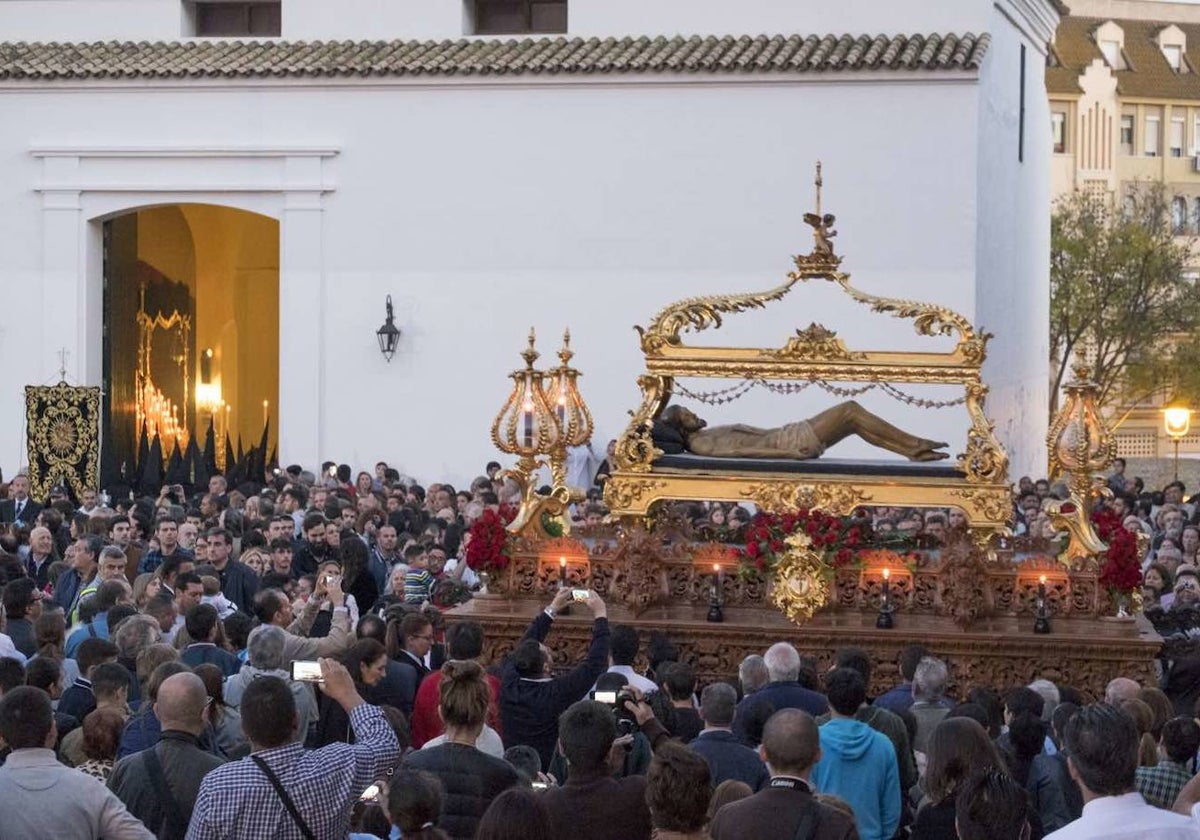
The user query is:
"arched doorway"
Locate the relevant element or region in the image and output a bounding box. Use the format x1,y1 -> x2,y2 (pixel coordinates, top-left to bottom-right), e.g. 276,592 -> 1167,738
101,204 -> 280,491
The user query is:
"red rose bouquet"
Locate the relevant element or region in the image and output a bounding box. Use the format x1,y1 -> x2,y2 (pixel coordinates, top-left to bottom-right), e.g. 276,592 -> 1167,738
1094,508 -> 1142,594
741,508 -> 869,573
465,505 -> 518,573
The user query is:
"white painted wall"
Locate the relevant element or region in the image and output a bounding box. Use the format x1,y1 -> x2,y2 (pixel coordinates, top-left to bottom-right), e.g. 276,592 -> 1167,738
974,0 -> 1058,480
0,0 -> 1003,43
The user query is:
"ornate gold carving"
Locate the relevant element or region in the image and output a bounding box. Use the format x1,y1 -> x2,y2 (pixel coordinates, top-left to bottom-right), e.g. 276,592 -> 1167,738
605,169 -> 1009,538
948,487 -> 1012,526
795,484 -> 874,516
635,278 -> 800,355
604,477 -> 668,513
935,536 -> 992,629
764,323 -> 865,362
1045,358 -> 1117,566
770,533 -> 832,625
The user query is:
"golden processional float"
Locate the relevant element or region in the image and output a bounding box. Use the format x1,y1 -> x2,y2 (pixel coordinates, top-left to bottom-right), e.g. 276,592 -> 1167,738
476,166 -> 1145,648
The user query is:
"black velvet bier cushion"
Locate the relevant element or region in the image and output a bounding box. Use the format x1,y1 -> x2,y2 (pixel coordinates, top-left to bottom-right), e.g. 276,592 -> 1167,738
650,420 -> 686,454
654,453 -> 966,478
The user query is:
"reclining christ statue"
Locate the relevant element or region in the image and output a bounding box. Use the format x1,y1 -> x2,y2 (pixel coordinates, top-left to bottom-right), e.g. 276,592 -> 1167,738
659,402 -> 950,462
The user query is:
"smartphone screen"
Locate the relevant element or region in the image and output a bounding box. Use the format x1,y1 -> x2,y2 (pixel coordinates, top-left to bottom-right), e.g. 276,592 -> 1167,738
291,660 -> 323,682
360,783 -> 381,802
592,690 -> 617,704
571,589 -> 589,602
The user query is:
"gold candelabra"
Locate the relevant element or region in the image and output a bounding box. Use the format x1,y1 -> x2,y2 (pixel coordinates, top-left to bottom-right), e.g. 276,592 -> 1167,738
1045,357 -> 1117,565
491,328 -> 593,537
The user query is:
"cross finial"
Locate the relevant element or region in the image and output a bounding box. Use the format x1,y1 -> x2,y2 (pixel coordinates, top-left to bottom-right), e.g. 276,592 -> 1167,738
56,348 -> 69,381
815,160 -> 823,217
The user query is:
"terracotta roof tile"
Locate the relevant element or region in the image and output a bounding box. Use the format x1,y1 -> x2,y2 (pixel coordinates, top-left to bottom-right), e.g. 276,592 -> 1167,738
1048,15 -> 1200,100
0,32 -> 989,81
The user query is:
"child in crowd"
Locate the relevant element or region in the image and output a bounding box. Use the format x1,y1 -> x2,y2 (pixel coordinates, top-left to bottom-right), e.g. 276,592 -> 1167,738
404,547 -> 434,605
200,575 -> 238,619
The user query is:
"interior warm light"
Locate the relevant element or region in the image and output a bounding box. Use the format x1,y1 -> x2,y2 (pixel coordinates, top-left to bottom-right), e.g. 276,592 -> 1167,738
882,567 -> 891,580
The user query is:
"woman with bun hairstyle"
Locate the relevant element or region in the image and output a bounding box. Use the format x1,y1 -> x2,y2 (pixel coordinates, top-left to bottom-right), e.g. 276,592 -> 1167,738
402,660 -> 520,840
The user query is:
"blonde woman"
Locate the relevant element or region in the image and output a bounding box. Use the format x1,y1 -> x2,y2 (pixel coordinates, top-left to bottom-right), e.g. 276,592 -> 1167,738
239,548 -> 271,579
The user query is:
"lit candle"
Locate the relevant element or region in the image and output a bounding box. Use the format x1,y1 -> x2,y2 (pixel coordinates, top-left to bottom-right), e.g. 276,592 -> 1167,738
559,556 -> 567,587
263,399 -> 269,426
882,567 -> 891,605
1038,574 -> 1047,601
523,397 -> 534,448
556,393 -> 566,428
712,562 -> 723,602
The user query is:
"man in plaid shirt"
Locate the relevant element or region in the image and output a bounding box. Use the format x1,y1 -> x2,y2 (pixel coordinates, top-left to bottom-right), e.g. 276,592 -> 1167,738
1135,716 -> 1199,810
186,658 -> 398,839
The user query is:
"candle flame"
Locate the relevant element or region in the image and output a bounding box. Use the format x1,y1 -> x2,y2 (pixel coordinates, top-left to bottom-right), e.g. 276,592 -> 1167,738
882,567 -> 890,580
1039,574 -> 1046,584
713,563 -> 720,572
559,557 -> 566,567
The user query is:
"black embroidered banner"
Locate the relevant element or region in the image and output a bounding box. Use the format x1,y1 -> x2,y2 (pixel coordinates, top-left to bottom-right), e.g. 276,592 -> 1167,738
25,381 -> 101,500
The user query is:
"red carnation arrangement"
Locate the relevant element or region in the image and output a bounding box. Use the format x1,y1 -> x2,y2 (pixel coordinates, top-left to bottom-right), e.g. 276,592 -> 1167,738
1094,508 -> 1142,594
465,505 -> 518,573
741,508 -> 868,573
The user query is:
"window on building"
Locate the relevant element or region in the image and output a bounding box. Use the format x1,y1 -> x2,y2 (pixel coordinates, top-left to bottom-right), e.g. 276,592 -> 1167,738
1100,39 -> 1122,68
469,0 -> 567,34
1164,44 -> 1184,72
1192,198 -> 1200,232
1173,196 -> 1188,234
1051,111 -> 1067,153
1120,115 -> 1135,155
193,2 -> 281,37
1171,117 -> 1186,157
1146,115 -> 1161,157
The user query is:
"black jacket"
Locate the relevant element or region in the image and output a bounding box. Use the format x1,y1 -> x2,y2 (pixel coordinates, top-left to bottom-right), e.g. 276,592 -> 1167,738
499,612 -> 611,770
403,742 -> 519,840
216,560 -> 259,614
108,730 -> 225,840
543,767 -> 652,840
688,729 -> 770,790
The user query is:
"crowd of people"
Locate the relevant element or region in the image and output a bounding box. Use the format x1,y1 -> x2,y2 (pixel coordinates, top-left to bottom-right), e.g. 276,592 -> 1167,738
0,456 -> 1198,838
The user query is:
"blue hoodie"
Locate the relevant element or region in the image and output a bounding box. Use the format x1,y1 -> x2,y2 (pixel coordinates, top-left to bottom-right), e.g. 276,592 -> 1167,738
811,717 -> 900,840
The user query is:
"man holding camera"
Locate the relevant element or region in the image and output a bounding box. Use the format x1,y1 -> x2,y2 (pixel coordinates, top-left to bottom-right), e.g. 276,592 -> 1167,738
500,588 -> 611,770
542,687 -> 672,840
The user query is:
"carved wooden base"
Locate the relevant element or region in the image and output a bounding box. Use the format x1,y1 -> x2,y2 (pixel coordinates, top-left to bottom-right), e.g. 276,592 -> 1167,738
448,598 -> 1161,701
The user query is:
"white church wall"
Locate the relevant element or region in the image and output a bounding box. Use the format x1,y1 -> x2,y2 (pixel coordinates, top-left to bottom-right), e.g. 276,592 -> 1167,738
0,0 -> 1009,47
973,0 -> 1058,481
0,0 -> 183,41
0,74 -> 984,487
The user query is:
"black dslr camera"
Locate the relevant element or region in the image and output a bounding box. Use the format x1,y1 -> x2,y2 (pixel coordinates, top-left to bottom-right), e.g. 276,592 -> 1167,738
590,687 -> 638,735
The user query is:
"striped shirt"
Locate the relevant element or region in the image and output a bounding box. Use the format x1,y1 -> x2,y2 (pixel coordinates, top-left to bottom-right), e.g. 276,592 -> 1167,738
404,568 -> 433,604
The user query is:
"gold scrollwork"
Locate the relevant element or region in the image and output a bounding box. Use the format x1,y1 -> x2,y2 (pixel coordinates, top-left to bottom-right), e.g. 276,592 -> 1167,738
635,279 -> 800,355
763,323 -> 865,362
795,484 -> 874,516
739,482 -> 803,513
604,478 -> 669,513
770,532 -> 832,626
948,487 -> 1012,526
614,374 -> 671,473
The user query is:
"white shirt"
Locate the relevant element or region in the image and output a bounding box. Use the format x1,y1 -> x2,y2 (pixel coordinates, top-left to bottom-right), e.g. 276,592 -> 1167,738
594,665 -> 659,696
1045,792 -> 1200,840
421,724 -> 505,758
442,557 -> 480,589
0,634 -> 27,665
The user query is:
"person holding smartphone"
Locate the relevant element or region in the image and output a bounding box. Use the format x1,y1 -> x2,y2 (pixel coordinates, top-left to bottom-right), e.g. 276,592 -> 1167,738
499,588 -> 611,771
251,570 -> 354,663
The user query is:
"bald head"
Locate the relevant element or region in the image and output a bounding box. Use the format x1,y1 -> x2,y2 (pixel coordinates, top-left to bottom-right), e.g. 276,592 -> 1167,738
760,708 -> 820,776
1105,677 -> 1140,706
154,672 -> 209,735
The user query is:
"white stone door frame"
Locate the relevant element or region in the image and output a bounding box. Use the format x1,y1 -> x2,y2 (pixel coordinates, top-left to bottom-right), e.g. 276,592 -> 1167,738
31,144 -> 338,471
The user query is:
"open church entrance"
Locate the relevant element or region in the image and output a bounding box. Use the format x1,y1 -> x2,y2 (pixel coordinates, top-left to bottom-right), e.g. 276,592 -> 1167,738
100,204 -> 280,493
